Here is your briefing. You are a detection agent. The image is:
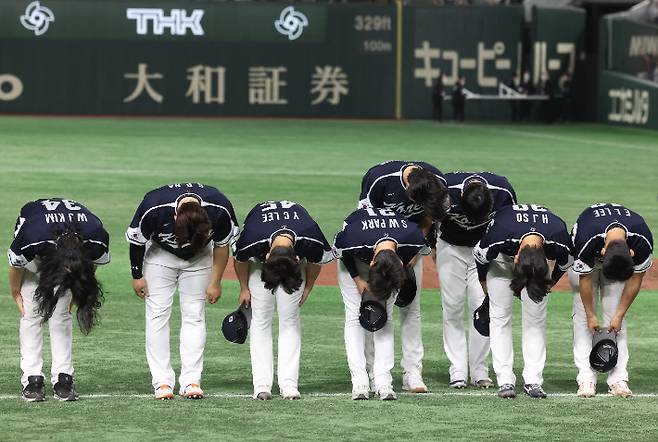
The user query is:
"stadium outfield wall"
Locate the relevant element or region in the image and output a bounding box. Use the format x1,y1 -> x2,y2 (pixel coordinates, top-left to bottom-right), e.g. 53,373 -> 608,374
0,0 -> 584,120
599,13 -> 658,130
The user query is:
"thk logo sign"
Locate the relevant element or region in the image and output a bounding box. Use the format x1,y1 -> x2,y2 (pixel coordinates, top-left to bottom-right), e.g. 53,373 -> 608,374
20,1 -> 55,36
126,8 -> 204,36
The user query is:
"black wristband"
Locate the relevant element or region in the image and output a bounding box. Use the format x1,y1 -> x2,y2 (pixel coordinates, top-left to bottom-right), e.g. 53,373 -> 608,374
129,243 -> 146,279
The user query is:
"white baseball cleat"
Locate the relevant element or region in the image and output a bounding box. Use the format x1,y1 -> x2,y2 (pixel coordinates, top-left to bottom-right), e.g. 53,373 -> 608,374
281,387 -> 301,400
254,391 -> 272,401
609,381 -> 632,398
472,379 -> 494,389
154,384 -> 174,400
402,373 -> 428,393
377,385 -> 397,401
577,382 -> 596,398
180,383 -> 204,399
352,385 -> 370,401
449,379 -> 468,389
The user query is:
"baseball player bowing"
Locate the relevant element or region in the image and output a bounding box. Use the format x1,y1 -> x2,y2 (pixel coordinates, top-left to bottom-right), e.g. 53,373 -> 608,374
569,203 -> 653,398
437,172 -> 516,389
358,160 -> 449,393
333,207 -> 429,400
473,204 -> 572,399
233,201 -> 332,400
126,183 -> 238,400
8,198 -> 110,402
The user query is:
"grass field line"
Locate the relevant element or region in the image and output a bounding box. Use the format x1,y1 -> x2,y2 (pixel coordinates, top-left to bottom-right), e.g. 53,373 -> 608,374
0,166 -> 363,178
456,124 -> 658,152
2,392 -> 658,400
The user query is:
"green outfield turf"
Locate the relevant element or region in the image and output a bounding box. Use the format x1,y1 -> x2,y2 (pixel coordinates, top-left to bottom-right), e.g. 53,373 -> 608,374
0,117 -> 656,441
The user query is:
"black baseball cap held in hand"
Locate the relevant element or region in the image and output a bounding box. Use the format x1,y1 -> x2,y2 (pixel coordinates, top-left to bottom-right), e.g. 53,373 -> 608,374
590,329 -> 618,373
394,266 -> 417,308
359,290 -> 387,332
473,295 -> 490,337
222,304 -> 252,344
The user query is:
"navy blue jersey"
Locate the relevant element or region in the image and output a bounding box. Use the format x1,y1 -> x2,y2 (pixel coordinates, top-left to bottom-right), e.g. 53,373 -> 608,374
333,208 -> 427,277
126,183 -> 238,260
8,198 -> 110,268
233,201 -> 332,264
358,161 -> 446,223
571,203 -> 653,274
439,172 -> 517,247
473,204 -> 573,282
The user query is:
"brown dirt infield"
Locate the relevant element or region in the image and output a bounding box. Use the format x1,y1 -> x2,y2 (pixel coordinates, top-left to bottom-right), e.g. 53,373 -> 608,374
223,258 -> 658,291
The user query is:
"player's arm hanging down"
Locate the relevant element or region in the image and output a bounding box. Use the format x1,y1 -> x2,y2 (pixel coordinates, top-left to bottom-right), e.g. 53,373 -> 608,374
206,245 -> 229,304
234,259 -> 251,307
609,272 -> 644,332
8,265 -> 26,316
578,273 -> 598,332
299,263 -> 321,306
130,243 -> 149,299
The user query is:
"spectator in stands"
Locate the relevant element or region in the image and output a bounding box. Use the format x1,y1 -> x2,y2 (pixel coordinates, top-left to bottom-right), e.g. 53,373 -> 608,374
452,76 -> 466,122
520,70 -> 534,121
539,71 -> 555,124
508,73 -> 522,121
559,71 -> 573,122
432,74 -> 444,122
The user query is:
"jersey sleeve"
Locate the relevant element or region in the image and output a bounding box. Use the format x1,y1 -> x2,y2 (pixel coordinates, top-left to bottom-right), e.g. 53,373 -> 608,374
472,220 -> 504,282
500,179 -> 517,206
232,229 -> 261,262
299,223 -> 333,265
631,225 -> 653,273
358,168 -> 384,209
211,202 -> 240,248
549,226 -> 574,283
8,227 -> 34,268
554,227 -> 574,272
472,220 -> 503,265
332,230 -> 359,278
126,197 -> 155,246
570,221 -> 598,274
86,225 -> 111,265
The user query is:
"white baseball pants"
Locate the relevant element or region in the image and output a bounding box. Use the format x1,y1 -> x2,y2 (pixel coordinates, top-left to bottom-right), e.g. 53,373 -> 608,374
436,238 -> 490,383
397,256 -> 425,377
364,255 -> 424,381
569,268 -> 629,386
487,255 -> 548,386
19,270 -> 73,388
248,261 -> 305,395
143,246 -> 211,391
339,260 -> 396,390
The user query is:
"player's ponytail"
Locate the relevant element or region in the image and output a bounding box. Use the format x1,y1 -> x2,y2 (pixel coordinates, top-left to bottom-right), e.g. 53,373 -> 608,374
35,229 -> 104,334
175,202 -> 212,256
510,245 -> 551,303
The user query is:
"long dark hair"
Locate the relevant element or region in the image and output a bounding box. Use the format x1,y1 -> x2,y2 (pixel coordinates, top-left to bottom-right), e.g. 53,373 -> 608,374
602,240 -> 634,281
261,246 -> 302,294
510,245 -> 551,303
368,249 -> 406,301
407,168 -> 450,222
34,229 -> 104,334
175,202 -> 211,256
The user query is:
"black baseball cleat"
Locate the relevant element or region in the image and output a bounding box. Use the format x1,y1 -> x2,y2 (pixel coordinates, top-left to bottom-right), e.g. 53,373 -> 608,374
523,384 -> 547,399
22,375 -> 46,402
497,383 -> 516,398
53,373 -> 79,401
